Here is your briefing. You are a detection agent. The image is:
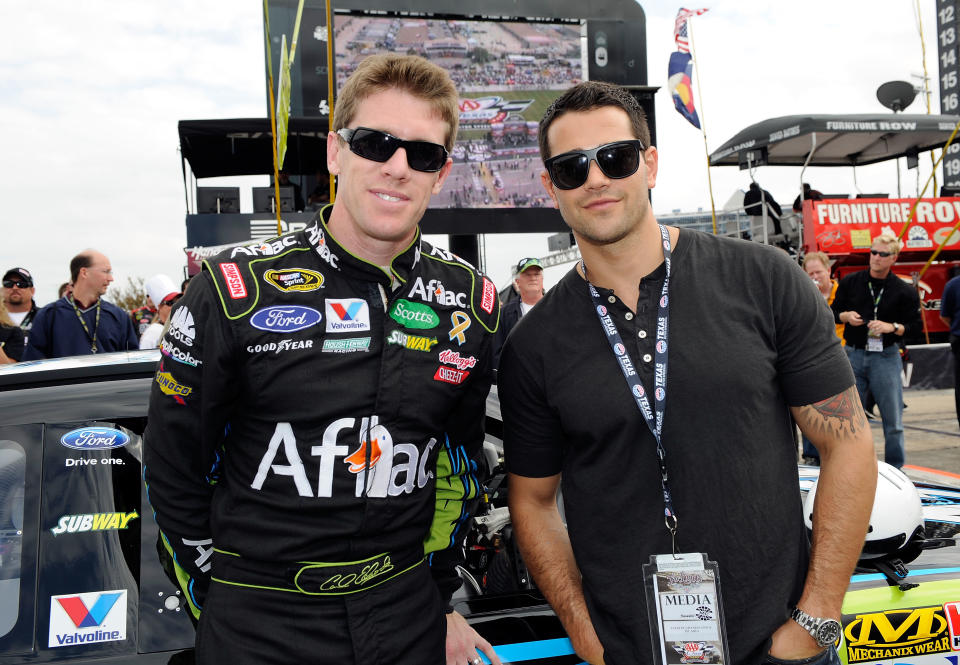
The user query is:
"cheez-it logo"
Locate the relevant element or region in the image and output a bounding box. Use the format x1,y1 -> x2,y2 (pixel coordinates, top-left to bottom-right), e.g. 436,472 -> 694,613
220,263 -> 247,299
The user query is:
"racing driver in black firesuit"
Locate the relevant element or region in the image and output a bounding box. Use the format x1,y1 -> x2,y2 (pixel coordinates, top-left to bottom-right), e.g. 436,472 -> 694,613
144,55 -> 502,665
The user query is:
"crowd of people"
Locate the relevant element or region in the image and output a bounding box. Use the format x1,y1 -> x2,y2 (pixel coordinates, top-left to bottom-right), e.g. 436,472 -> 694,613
0,252 -> 189,363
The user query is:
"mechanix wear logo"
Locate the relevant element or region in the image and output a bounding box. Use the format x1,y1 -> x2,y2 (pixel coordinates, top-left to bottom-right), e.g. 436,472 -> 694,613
386,330 -> 438,352
250,418 -> 435,499
51,512 -> 139,536
407,277 -> 467,307
389,299 -> 440,329
845,606 -> 951,663
264,268 -> 324,292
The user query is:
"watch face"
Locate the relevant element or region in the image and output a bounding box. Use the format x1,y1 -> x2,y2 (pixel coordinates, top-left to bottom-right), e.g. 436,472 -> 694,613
816,619 -> 842,646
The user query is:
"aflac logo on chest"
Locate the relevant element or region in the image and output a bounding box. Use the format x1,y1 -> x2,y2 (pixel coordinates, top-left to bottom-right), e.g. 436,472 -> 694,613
60,427 -> 130,451
407,277 -> 467,307
251,306 -> 322,333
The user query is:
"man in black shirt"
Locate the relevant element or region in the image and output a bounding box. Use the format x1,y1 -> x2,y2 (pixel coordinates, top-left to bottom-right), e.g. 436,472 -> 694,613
500,81 -> 877,665
743,181 -> 783,235
832,234 -> 921,468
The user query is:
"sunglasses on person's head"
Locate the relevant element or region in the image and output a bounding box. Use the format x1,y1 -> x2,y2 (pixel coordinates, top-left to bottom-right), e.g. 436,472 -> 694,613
544,140 -> 646,190
870,249 -> 895,257
2,279 -> 30,288
337,127 -> 448,173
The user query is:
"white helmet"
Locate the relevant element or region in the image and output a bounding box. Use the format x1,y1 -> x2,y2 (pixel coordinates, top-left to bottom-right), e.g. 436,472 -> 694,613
804,462 -> 925,564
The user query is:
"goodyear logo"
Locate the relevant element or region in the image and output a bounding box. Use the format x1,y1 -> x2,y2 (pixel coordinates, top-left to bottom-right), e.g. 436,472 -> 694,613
264,268 -> 324,292
845,606 -> 950,663
386,330 -> 437,352
51,512 -> 139,536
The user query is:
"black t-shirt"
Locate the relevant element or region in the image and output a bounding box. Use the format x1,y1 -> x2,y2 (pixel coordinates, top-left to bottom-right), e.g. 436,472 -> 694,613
499,229 -> 853,665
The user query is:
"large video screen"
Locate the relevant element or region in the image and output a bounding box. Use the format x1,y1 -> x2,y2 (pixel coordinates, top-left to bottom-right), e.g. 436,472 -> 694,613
334,13 -> 585,209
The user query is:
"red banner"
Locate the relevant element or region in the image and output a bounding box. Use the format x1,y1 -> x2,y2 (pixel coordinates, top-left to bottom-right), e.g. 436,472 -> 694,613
804,197 -> 960,254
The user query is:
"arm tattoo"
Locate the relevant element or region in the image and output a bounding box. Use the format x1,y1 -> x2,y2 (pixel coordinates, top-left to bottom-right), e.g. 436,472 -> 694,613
798,385 -> 868,439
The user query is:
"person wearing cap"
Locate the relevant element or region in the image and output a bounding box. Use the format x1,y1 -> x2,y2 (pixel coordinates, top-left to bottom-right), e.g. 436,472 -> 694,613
131,297 -> 158,339
139,274 -> 181,349
23,249 -> 139,360
493,257 -> 544,366
2,267 -> 40,338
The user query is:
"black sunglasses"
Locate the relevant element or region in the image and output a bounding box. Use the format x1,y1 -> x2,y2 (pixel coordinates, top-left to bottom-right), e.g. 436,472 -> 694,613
870,249 -> 894,257
544,140 -> 646,190
337,127 -> 448,173
2,279 -> 30,288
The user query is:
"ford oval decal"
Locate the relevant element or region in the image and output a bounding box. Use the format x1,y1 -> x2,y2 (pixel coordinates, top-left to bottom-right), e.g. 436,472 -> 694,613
250,306 -> 322,333
60,427 -> 131,450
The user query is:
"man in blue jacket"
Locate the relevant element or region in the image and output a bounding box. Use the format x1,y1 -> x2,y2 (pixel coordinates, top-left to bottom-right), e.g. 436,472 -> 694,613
23,250 -> 138,359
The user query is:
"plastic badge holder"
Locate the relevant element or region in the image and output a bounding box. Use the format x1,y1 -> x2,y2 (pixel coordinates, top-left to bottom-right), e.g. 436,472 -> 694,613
642,552 -> 732,665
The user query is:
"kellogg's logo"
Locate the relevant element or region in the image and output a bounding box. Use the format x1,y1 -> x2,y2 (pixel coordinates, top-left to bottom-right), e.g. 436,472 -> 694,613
264,268 -> 324,292
60,427 -> 130,451
251,306 -> 322,333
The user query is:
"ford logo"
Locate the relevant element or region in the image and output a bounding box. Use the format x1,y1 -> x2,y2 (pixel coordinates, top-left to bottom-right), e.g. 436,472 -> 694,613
251,306 -> 322,333
60,427 -> 130,450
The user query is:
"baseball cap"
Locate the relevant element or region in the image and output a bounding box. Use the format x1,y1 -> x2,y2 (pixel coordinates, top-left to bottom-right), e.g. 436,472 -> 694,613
3,267 -> 33,287
145,274 -> 180,307
515,257 -> 543,274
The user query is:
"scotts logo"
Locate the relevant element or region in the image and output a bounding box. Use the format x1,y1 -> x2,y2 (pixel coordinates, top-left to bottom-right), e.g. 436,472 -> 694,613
48,590 -> 127,648
438,349 -> 477,370
60,427 -> 130,451
845,606 -> 951,663
51,512 -> 139,536
251,306 -> 322,333
389,299 -> 440,329
251,417 -> 436,499
326,299 -> 371,332
386,330 -> 438,352
160,339 -> 202,367
220,262 -> 247,299
408,277 -> 467,307
167,307 -> 195,346
434,366 -> 469,385
264,268 -> 324,292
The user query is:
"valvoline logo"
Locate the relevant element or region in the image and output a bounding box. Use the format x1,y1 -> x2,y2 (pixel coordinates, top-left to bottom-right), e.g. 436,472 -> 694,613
251,306 -> 322,333
48,589 -> 127,647
60,427 -> 130,451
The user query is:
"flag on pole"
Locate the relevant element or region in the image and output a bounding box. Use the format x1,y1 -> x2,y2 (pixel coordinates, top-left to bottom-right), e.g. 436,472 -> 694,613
274,0 -> 305,169
674,7 -> 708,53
667,51 -> 700,128
669,8 -> 707,128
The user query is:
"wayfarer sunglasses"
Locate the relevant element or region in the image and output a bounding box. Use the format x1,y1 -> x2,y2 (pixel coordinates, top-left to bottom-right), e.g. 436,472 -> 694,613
337,127 -> 448,173
544,139 -> 646,190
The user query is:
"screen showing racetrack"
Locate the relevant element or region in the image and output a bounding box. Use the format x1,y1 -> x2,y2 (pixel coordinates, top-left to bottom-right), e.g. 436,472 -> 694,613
334,13 -> 585,209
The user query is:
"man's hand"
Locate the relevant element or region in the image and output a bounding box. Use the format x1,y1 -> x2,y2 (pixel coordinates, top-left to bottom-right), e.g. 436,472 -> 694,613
445,610 -> 501,665
842,311 -> 864,326
768,617 -> 826,660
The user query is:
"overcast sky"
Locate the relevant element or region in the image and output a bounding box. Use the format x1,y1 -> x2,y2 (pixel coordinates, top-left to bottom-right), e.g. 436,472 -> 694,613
1,1 -> 942,304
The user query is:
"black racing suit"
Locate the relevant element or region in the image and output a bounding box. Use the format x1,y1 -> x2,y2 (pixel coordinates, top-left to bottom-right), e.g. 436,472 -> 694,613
144,212 -> 499,663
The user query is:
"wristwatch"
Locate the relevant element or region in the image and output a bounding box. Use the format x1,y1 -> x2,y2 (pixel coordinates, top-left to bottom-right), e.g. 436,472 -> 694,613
893,322 -> 902,335
790,607 -> 842,647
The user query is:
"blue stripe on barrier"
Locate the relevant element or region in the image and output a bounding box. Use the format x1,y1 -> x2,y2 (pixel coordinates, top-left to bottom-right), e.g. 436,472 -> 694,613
850,566 -> 960,583
479,637 -> 582,663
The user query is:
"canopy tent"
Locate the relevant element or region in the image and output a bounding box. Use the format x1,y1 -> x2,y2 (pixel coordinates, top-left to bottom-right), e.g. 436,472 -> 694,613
709,114 -> 960,168
178,117 -> 329,178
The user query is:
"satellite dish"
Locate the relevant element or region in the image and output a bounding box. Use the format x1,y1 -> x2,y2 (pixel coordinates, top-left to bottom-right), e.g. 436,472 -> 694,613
877,81 -> 917,112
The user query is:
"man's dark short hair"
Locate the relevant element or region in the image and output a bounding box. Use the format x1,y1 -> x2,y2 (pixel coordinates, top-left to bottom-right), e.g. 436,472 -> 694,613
538,81 -> 651,161
70,252 -> 94,283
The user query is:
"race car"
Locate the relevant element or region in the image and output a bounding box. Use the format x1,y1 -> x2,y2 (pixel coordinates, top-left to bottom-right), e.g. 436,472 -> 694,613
0,352 -> 958,665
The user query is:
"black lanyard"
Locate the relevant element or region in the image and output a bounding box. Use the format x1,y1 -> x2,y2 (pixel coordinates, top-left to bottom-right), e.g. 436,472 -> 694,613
582,225 -> 679,546
70,297 -> 101,353
868,281 -> 884,320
